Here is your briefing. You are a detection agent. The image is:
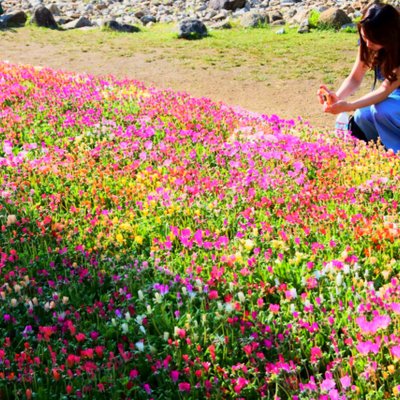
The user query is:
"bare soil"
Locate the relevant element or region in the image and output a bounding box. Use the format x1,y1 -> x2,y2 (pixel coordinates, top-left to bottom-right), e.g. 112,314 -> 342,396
1,28 -> 337,129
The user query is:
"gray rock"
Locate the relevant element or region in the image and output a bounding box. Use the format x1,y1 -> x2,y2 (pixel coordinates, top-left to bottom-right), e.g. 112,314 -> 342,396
178,19 -> 208,39
31,5 -> 58,28
209,0 -> 246,11
340,22 -> 356,30
29,0 -> 43,8
140,14 -> 156,25
0,0 -> 362,34
240,11 -> 268,28
280,0 -> 299,5
48,4 -> 60,16
297,19 -> 309,33
0,10 -> 27,26
62,16 -> 92,29
209,19 -> 232,29
318,7 -> 351,29
269,10 -> 283,21
103,19 -> 140,32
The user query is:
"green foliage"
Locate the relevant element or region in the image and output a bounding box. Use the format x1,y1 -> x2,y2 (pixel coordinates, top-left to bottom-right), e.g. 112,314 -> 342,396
308,9 -> 320,29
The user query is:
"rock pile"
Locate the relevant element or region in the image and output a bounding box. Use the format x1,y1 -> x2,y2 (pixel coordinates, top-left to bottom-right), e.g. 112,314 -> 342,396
1,0 -> 399,33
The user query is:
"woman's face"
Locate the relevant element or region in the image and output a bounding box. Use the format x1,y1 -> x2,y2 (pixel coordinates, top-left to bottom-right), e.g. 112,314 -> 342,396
360,28 -> 384,51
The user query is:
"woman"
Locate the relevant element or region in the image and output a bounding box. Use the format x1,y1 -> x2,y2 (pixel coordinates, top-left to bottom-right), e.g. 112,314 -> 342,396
318,2 -> 400,153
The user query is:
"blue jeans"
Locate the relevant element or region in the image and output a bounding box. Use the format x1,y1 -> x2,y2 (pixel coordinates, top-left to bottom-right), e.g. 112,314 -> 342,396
354,88 -> 400,153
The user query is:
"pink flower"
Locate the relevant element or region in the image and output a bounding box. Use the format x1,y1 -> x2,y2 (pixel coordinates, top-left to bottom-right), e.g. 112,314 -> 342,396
208,290 -> 218,300
391,345 -> 400,359
171,370 -> 179,382
321,378 -> 336,392
310,346 -> 323,363
391,303 -> 400,314
143,383 -> 151,394
129,369 -> 139,379
356,314 -> 391,334
356,339 -> 380,355
269,304 -> 280,313
329,389 -> 339,400
178,382 -> 191,392
233,377 -> 249,394
340,375 -> 351,389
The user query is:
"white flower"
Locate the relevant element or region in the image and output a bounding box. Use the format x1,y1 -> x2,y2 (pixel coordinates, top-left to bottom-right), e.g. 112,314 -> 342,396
237,291 -> 245,302
135,341 -> 144,352
135,314 -> 146,325
336,273 -> 343,287
154,292 -> 162,303
121,323 -> 129,333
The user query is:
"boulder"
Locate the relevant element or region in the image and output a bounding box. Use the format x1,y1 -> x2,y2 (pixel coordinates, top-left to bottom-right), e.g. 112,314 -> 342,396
48,4 -> 61,16
318,7 -> 351,29
178,19 -> 208,39
240,11 -> 269,28
140,15 -> 157,25
209,0 -> 246,11
31,6 -> 58,29
0,10 -> 28,27
209,19 -> 232,29
103,20 -> 140,33
269,10 -> 283,22
62,16 -> 92,30
297,19 -> 310,33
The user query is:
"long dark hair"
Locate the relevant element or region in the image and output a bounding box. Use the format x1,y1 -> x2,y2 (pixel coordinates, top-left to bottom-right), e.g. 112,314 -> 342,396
358,2 -> 400,82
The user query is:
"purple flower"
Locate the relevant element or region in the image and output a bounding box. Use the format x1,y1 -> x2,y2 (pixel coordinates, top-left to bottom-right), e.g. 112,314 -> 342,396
321,378 -> 336,392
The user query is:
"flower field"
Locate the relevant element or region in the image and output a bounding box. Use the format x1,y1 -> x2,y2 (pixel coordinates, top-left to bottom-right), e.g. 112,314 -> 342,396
1,61 -> 400,399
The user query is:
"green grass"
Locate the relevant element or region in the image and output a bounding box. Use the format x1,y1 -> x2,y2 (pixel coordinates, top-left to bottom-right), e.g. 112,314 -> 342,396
2,24 -> 359,84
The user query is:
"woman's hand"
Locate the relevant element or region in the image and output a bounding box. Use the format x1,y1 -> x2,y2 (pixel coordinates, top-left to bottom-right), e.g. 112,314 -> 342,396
323,100 -> 352,114
317,85 -> 339,105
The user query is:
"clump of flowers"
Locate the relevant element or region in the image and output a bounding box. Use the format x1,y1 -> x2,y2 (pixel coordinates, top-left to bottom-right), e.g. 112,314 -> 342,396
0,61 -> 399,398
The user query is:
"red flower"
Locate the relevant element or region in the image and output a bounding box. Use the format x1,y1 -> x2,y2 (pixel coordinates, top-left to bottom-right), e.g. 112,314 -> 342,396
75,333 -> 86,342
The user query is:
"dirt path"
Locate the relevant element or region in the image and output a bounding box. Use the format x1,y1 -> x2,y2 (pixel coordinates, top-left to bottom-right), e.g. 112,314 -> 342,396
1,28 -> 337,129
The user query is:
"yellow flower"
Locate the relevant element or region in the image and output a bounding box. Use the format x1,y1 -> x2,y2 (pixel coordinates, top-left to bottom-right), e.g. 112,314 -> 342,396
388,365 -> 396,374
120,223 -> 132,232
116,233 -> 124,244
135,235 -> 143,245
244,239 -> 255,251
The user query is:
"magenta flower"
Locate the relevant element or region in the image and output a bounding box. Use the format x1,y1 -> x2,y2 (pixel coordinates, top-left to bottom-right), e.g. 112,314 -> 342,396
321,378 -> 336,392
356,339 -> 380,355
233,377 -> 249,394
356,314 -> 391,334
208,290 -> 219,300
340,375 -> 351,389
391,303 -> 400,314
171,370 -> 179,382
178,382 -> 191,392
390,345 -> 400,359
